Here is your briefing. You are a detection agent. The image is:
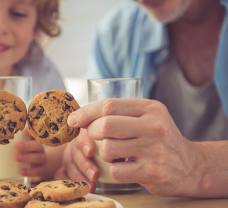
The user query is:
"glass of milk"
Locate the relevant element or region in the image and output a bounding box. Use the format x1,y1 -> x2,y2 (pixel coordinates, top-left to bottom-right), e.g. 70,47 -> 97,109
88,78 -> 143,194
0,76 -> 32,187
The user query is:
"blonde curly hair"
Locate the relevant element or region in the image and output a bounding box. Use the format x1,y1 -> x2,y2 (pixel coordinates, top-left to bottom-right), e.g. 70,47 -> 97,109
35,0 -> 61,38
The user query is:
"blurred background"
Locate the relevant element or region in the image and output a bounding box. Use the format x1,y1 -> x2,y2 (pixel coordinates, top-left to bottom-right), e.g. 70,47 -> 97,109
45,0 -> 124,77
44,0 -> 125,105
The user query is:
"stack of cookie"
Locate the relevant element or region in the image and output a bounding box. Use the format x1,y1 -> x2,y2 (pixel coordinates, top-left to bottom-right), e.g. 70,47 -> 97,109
25,180 -> 116,208
0,180 -> 116,208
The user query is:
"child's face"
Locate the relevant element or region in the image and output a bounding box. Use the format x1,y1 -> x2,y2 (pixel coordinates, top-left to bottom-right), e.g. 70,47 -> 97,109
0,0 -> 37,74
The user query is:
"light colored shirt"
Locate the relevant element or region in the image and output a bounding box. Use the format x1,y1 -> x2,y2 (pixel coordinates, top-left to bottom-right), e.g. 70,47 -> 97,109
154,56 -> 228,140
88,0 -> 228,116
15,43 -> 65,96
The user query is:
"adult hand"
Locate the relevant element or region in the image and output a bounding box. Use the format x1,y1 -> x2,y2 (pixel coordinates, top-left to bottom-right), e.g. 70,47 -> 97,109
56,129 -> 99,190
67,99 -> 205,197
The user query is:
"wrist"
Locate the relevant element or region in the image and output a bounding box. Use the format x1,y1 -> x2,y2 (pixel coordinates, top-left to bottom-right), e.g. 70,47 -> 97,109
179,140 -> 209,197
185,140 -> 227,198
189,141 -> 210,197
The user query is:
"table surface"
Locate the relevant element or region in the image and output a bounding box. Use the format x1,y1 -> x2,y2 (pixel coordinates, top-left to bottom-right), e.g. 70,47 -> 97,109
105,190 -> 228,208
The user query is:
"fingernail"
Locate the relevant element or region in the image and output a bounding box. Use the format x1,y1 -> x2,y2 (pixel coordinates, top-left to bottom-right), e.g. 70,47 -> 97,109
86,169 -> 95,181
83,145 -> 90,156
67,114 -> 77,127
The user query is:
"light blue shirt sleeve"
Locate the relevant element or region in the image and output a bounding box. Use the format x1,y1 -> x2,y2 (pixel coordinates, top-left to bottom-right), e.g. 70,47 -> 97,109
215,2 -> 228,116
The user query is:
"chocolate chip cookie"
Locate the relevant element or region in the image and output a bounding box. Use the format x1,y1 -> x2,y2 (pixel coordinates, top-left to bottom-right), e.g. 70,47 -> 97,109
0,181 -> 30,208
29,180 -> 90,203
27,90 -> 80,146
64,199 -> 116,208
0,90 -> 27,145
25,200 -> 61,208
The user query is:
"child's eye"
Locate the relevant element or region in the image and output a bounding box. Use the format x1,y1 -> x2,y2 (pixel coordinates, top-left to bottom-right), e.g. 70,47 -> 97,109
10,10 -> 28,19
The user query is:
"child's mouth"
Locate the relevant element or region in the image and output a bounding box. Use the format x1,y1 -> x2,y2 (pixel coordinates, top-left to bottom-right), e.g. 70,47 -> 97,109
0,44 -> 10,54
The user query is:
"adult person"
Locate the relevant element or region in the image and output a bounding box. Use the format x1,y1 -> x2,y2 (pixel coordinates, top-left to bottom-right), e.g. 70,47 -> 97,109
58,0 -> 228,197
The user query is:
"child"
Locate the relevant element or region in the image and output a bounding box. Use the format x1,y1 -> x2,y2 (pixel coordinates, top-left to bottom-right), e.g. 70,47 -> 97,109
0,0 -> 65,181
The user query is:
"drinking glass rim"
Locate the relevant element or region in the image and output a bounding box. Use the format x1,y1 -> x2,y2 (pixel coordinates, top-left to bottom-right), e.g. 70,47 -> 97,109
88,77 -> 142,82
0,76 -> 31,80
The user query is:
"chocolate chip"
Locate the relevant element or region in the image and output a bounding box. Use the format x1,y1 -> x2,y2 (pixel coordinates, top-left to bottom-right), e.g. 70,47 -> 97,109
63,181 -> 75,188
49,122 -> 59,131
64,93 -> 74,101
0,128 -> 6,135
62,102 -> 71,111
0,194 -> 7,198
51,137 -> 60,144
40,130 -> 49,138
46,196 -> 52,201
17,184 -> 26,190
0,115 -> 4,121
29,105 -> 36,112
10,192 -> 17,197
7,120 -> 17,133
13,102 -> 22,112
35,106 -> 44,119
81,181 -> 88,186
34,192 -> 45,201
69,128 -> 79,136
0,185 -> 10,190
0,139 -> 9,145
20,116 -> 27,123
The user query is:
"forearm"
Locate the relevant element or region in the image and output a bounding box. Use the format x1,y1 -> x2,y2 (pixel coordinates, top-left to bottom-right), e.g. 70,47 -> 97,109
43,144 -> 66,180
193,140 -> 228,198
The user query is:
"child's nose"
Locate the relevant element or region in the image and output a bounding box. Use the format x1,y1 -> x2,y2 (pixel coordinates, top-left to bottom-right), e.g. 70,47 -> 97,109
0,16 -> 9,36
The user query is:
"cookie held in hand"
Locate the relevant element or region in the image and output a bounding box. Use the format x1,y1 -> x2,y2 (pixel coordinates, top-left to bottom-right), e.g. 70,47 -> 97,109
27,90 -> 80,146
0,90 -> 27,145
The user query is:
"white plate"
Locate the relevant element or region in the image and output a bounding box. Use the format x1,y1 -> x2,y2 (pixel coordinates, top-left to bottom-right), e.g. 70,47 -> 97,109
85,193 -> 123,208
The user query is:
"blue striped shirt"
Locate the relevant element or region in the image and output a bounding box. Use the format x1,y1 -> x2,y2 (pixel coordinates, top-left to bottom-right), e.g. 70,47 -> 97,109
89,1 -> 228,116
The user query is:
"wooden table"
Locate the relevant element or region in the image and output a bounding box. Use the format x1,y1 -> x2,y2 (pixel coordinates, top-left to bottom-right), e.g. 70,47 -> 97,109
106,190 -> 228,208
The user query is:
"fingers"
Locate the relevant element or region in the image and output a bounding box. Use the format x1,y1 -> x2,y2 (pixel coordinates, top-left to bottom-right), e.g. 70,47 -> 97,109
110,161 -> 148,184
71,144 -> 99,182
87,116 -> 141,140
68,99 -> 152,128
97,139 -> 141,162
65,160 -> 87,182
16,152 -> 46,165
55,167 -> 69,180
75,129 -> 96,158
16,140 -> 44,154
62,142 -> 94,183
20,165 -> 45,177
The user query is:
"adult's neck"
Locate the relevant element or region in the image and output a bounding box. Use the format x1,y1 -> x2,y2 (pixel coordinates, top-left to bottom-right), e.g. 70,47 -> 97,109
169,0 -> 224,44
167,0 -> 225,86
